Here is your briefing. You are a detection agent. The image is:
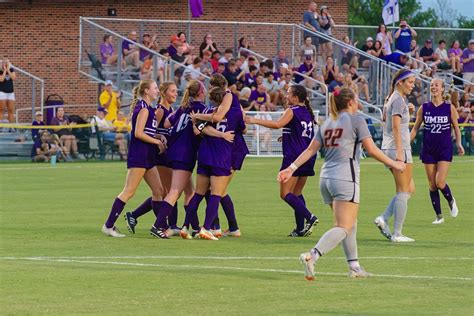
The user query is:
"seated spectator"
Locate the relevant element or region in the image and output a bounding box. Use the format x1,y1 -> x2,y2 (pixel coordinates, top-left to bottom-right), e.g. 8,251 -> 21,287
264,72 -> 279,104
139,33 -> 158,62
223,59 -> 241,93
99,80 -> 121,122
254,103 -> 273,153
32,111 -> 45,141
100,34 -> 120,66
448,40 -> 463,75
239,87 -> 252,109
239,36 -> 255,51
177,32 -> 194,55
243,65 -> 258,88
435,40 -> 457,72
370,40 -> 386,60
113,111 -> 131,136
122,31 -> 140,68
278,71 -> 293,109
171,45 -> 187,81
257,60 -> 270,77
295,55 -> 316,85
50,107 -> 79,159
328,72 -> 344,92
199,34 -> 218,58
241,55 -> 259,74
322,56 -> 339,84
408,39 -> 422,69
340,35 -> 359,71
219,48 -> 234,65
299,36 -> 317,63
200,50 -> 213,76
92,107 -> 127,160
167,35 -> 181,57
32,130 -> 57,162
273,50 -> 290,71
420,39 -> 439,71
248,83 -> 274,111
349,65 -> 370,102
210,50 -> 221,72
276,63 -> 289,82
215,63 -> 226,75
140,53 -> 166,83
360,37 -> 374,68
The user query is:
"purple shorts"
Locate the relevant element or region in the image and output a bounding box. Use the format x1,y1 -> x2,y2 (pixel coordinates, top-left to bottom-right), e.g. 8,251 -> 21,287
197,163 -> 231,177
281,156 -> 316,177
168,160 -> 195,172
231,153 -> 247,171
156,153 -> 170,167
421,146 -> 453,164
127,149 -> 158,170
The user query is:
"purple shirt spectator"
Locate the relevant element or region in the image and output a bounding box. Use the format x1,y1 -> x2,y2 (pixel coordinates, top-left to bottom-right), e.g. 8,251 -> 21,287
249,90 -> 267,106
122,39 -> 136,57
100,42 -> 114,64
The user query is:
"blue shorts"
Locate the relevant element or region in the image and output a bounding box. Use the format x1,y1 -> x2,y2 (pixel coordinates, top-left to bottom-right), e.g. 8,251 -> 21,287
168,160 -> 195,172
421,146 -> 453,164
197,164 -> 231,177
280,156 -> 316,177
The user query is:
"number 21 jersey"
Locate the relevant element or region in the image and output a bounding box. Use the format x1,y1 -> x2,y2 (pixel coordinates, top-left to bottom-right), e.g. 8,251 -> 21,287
315,112 -> 371,183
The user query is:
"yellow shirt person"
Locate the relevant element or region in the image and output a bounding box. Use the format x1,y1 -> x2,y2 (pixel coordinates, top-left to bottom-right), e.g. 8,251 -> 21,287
113,111 -> 131,133
99,80 -> 121,121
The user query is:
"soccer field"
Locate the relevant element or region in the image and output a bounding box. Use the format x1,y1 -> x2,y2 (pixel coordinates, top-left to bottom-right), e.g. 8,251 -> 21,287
1,157 -> 473,314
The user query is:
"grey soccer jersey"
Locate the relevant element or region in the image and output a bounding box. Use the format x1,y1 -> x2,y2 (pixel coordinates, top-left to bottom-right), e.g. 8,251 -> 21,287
315,112 -> 371,183
381,91 -> 411,150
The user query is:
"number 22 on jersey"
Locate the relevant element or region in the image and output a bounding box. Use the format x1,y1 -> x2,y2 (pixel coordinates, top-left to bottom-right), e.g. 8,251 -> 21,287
324,128 -> 343,147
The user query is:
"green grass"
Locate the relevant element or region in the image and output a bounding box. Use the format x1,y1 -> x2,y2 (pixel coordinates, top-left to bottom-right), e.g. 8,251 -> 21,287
1,157 -> 473,315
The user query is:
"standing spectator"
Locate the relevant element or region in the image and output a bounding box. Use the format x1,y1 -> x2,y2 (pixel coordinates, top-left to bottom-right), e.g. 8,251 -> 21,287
322,56 -> 339,85
435,40 -> 456,71
394,20 -> 417,54
299,37 -> 318,63
462,39 -> 474,91
199,34 -> 218,58
51,107 -> 79,159
376,23 -> 393,56
319,5 -> 335,61
273,50 -> 290,70
99,80 -> 121,122
32,111 -> 46,141
340,35 -> 359,71
420,39 -> 439,71
360,37 -> 375,68
177,32 -> 194,55
448,40 -> 463,75
113,111 -> 131,135
100,35 -> 120,66
303,2 -> 320,52
122,31 -> 140,68
0,59 -> 16,123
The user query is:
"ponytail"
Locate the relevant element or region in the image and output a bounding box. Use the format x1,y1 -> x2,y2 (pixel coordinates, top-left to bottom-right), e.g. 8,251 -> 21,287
129,79 -> 155,120
304,97 -> 316,124
329,93 -> 338,119
329,87 -> 355,119
181,80 -> 203,109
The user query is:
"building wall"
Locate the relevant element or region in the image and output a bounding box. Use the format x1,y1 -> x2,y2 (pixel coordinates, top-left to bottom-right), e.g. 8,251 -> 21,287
1,0 -> 348,121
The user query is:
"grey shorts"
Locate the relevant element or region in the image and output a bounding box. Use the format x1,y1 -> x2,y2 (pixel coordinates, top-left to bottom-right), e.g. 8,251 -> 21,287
383,149 -> 413,167
319,178 -> 360,204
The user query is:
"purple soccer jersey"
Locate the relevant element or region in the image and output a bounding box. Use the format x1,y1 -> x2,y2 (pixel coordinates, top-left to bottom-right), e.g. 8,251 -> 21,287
229,92 -> 249,170
420,101 -> 453,163
166,101 -> 207,168
155,103 -> 173,166
281,105 -> 316,176
127,100 -> 159,169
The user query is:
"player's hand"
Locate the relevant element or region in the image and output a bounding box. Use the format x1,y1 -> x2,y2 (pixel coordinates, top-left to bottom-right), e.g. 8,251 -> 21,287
277,168 -> 293,183
157,140 -> 166,154
244,115 -> 254,124
393,161 -> 406,172
223,131 -> 235,143
156,134 -> 167,147
457,144 -> 465,156
408,103 -> 415,114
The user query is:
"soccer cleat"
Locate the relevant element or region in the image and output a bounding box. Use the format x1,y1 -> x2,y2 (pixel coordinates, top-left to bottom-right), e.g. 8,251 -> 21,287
150,226 -> 169,239
101,224 -> 126,238
179,227 -> 193,240
165,227 -> 181,237
223,229 -> 241,237
124,212 -> 137,234
391,234 -> 415,243
211,228 -> 223,238
432,217 -> 445,225
287,229 -> 305,237
302,215 -> 319,237
299,252 -> 315,281
196,228 -> 219,241
449,198 -> 459,218
374,216 -> 392,240
348,267 -> 373,278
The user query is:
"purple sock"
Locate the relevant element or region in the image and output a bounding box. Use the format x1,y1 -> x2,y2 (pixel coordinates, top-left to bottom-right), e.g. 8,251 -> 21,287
439,184 -> 453,203
153,201 -> 173,229
221,194 -> 238,231
203,195 -> 221,230
429,189 -> 442,216
131,197 -> 152,218
185,204 -> 200,231
284,193 -> 313,221
184,193 -> 204,229
105,197 -> 126,228
295,195 -> 306,231
168,202 -> 178,229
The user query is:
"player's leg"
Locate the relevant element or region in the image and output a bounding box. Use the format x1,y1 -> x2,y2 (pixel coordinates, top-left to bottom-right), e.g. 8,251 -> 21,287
424,163 -> 443,223
292,176 -> 318,236
436,161 -> 458,217
391,163 -> 415,242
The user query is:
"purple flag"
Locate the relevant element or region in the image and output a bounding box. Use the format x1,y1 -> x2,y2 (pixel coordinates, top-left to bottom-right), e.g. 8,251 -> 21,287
189,0 -> 204,18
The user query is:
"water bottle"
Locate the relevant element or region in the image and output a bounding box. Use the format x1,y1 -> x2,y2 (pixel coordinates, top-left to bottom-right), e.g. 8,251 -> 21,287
50,154 -> 57,166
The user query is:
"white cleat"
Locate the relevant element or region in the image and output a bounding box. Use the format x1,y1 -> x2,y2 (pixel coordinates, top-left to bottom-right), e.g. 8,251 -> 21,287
432,217 -> 445,225
374,216 -> 392,240
299,252 -> 316,281
196,228 -> 219,241
102,224 -> 126,238
165,227 -> 181,237
348,267 -> 373,278
449,198 -> 459,218
391,234 -> 415,243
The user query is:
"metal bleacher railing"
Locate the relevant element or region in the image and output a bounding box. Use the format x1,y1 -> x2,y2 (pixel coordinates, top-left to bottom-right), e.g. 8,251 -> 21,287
10,64 -> 44,124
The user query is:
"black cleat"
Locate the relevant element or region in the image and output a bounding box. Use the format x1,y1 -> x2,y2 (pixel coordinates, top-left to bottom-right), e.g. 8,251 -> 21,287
302,215 -> 319,237
288,229 -> 305,237
124,212 -> 137,234
150,226 -> 169,239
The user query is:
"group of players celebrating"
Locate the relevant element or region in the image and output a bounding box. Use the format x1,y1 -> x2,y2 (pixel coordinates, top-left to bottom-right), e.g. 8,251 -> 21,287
101,69 -> 464,280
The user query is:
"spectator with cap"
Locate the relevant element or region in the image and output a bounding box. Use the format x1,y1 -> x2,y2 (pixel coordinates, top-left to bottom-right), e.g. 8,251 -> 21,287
92,107 -> 128,160
420,39 -> 439,71
122,31 -> 140,68
462,39 -> 474,91
394,20 -> 417,54
167,35 -> 181,57
99,80 -> 121,122
139,33 -> 158,62
360,37 -> 375,68
199,34 -> 218,58
32,111 -> 46,141
303,2 -> 320,53
273,50 -> 290,70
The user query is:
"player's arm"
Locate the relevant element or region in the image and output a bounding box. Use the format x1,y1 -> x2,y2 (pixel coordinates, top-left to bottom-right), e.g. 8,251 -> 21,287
362,137 -> 405,171
410,106 -> 423,142
202,125 -> 234,143
192,93 -> 232,123
278,138 -> 321,183
246,107 -> 293,129
450,104 -> 465,156
392,114 -> 403,161
135,108 -> 165,151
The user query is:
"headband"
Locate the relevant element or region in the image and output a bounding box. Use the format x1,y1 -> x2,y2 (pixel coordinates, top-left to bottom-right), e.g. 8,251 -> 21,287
393,70 -> 415,86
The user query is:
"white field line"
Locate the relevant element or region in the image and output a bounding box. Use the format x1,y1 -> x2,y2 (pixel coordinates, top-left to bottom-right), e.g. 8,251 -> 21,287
1,257 -> 472,281
0,255 -> 473,261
